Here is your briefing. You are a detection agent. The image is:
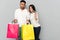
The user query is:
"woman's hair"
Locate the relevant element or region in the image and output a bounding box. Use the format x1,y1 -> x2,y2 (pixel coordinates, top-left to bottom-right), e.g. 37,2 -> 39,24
29,4 -> 36,12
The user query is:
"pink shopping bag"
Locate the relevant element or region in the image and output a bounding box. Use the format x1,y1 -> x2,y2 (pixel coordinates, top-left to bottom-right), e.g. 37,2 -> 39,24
7,23 -> 19,38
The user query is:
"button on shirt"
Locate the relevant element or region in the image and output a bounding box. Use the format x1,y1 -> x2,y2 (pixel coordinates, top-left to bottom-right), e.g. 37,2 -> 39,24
14,8 -> 30,27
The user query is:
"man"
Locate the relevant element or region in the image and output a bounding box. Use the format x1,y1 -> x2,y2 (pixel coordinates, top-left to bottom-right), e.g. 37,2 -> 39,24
13,0 -> 30,40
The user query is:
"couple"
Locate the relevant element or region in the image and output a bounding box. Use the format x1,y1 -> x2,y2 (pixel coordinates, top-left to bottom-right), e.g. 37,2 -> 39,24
13,0 -> 41,40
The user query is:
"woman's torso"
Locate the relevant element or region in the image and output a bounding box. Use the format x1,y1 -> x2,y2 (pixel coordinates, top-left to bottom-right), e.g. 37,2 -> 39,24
30,12 -> 41,27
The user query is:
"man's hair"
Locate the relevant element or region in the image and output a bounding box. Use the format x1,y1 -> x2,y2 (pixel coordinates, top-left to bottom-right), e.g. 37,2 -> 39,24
20,0 -> 26,4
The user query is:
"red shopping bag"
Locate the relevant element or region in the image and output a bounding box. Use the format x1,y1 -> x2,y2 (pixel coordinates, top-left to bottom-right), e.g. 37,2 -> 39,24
7,23 -> 19,38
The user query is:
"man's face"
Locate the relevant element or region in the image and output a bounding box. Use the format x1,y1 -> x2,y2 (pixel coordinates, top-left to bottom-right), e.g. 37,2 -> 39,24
20,2 -> 26,9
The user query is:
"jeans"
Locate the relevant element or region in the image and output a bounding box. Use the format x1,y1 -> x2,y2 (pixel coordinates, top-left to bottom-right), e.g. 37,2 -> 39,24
18,27 -> 21,40
34,26 -> 41,40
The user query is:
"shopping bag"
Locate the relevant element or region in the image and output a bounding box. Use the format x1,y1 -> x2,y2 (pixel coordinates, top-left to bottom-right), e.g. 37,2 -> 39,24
7,23 -> 19,38
21,24 -> 35,40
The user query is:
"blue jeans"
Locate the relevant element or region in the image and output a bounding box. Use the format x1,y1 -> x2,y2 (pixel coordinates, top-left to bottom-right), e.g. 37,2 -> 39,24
34,26 -> 41,40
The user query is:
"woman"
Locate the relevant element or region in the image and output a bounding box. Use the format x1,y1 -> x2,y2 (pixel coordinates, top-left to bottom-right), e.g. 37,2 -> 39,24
29,4 -> 41,40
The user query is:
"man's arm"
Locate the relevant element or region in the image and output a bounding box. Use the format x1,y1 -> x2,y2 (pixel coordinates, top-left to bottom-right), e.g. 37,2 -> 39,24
26,10 -> 30,24
13,9 -> 18,23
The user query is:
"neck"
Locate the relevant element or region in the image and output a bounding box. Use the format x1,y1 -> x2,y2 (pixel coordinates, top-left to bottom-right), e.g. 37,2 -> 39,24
20,7 -> 25,10
21,8 -> 25,10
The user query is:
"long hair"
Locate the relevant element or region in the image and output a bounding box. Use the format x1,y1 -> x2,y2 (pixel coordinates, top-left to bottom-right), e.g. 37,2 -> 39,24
29,4 -> 36,12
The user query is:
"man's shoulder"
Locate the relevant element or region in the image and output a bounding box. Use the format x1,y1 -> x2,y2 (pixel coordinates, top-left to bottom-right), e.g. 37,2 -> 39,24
24,9 -> 29,12
15,8 -> 20,11
24,8 -> 27,10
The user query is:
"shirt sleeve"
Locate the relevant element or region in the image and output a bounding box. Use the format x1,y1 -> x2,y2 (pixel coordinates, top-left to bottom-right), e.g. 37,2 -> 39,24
14,9 -> 18,19
26,11 -> 30,20
35,12 -> 39,21
36,13 -> 38,19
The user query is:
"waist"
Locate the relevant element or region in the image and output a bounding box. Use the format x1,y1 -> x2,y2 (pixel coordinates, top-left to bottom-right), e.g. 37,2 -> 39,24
18,21 -> 26,27
31,22 -> 40,27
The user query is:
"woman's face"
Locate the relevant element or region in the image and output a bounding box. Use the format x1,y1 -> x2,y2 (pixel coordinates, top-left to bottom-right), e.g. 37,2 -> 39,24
29,6 -> 34,13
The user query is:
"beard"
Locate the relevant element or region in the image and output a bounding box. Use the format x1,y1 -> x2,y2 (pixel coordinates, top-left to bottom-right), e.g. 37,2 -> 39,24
20,7 -> 25,10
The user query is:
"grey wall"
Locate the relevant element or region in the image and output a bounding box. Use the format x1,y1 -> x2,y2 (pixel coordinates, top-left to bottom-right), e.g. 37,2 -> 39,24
0,0 -> 60,40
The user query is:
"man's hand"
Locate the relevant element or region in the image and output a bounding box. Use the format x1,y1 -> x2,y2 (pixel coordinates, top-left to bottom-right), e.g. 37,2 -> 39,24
26,20 -> 30,24
13,19 -> 18,23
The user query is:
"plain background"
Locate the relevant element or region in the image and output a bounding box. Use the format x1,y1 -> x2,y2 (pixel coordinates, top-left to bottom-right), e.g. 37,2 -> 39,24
0,0 -> 60,40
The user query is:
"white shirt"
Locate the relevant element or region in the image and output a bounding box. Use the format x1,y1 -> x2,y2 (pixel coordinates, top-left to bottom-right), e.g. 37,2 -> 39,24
14,8 -> 30,27
30,12 -> 41,27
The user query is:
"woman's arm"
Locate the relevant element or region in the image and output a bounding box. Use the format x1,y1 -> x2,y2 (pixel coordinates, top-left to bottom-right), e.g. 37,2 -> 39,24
34,12 -> 39,21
